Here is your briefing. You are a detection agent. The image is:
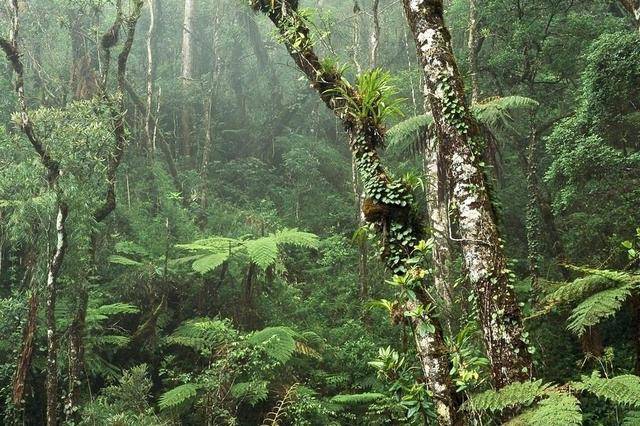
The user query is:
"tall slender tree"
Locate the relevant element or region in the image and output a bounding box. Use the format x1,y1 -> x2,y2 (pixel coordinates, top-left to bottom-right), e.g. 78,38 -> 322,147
401,0 -> 532,388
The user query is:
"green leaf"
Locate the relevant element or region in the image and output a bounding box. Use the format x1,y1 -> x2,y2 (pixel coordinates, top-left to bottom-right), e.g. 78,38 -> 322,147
248,326 -> 296,364
572,373 -> 640,407
192,252 -> 229,274
158,383 -> 200,411
245,237 -> 279,270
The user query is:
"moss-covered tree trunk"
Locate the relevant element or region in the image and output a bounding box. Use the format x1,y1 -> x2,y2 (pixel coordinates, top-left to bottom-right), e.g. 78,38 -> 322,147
249,1 -> 459,422
402,0 -> 531,388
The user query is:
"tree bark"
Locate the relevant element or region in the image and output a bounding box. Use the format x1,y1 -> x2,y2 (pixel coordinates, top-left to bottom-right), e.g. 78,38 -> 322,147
618,0 -> 640,33
467,0 -> 481,102
369,0 -> 380,68
180,0 -> 196,159
402,0 -> 531,388
145,0 -> 158,153
250,2 -> 459,422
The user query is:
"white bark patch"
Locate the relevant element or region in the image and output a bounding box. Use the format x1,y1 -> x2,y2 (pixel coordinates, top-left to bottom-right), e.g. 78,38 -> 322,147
410,0 -> 424,12
418,29 -> 437,53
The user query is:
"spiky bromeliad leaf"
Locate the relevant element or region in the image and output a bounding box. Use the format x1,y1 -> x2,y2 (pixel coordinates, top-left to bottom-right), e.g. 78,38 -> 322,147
158,383 -> 201,411
506,391 -> 582,426
230,381 -> 269,406
572,373 -> 640,407
464,380 -> 550,413
248,327 -> 296,364
566,284 -> 634,336
330,392 -> 385,405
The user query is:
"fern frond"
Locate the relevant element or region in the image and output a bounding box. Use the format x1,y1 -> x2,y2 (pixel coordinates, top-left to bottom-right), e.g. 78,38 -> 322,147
464,380 -> 550,412
248,327 -> 296,364
167,318 -> 234,353
472,95 -> 539,134
565,265 -> 640,286
566,284 -> 634,336
572,373 -> 640,407
230,381 -> 269,406
623,411 -> 640,425
331,392 -> 385,405
108,254 -> 144,267
386,114 -> 434,155
262,383 -> 299,426
273,228 -> 319,249
158,383 -> 200,411
191,252 -> 229,274
86,303 -> 140,322
506,391 -> 581,425
542,275 -> 616,307
175,236 -> 240,253
245,237 -> 279,270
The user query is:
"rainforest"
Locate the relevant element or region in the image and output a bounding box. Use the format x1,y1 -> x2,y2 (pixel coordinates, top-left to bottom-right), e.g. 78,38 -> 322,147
0,0 -> 639,424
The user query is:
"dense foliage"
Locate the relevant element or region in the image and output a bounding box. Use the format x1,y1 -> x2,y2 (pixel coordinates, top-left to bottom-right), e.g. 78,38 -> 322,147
0,0 -> 638,424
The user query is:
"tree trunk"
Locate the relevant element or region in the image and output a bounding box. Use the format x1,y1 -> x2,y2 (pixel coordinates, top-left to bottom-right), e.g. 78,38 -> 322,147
467,0 -> 481,102
145,0 -> 158,152
423,137 -> 454,320
369,0 -> 380,68
250,2 -> 459,422
46,202 -> 69,426
64,286 -> 87,422
402,0 -> 531,388
524,127 -> 542,289
619,0 -> 640,32
180,0 -> 195,159
12,246 -> 38,410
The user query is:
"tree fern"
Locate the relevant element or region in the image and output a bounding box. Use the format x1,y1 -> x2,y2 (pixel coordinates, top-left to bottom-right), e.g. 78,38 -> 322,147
506,391 -> 582,425
542,275 -> 615,307
572,373 -> 640,407
566,284 -> 635,336
464,380 -> 550,412
246,237 -> 279,270
191,252 -> 229,274
158,383 -> 201,411
273,228 -> 319,249
248,327 -> 296,364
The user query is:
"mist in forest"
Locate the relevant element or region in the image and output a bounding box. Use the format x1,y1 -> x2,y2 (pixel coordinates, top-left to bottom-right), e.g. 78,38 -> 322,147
0,0 -> 639,424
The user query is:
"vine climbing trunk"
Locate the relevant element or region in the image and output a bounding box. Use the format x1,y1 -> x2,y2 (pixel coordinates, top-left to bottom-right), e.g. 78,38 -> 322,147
402,0 -> 532,388
249,1 -> 459,423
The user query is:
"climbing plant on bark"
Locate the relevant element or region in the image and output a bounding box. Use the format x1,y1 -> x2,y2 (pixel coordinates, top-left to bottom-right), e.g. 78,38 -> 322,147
401,0 -> 532,389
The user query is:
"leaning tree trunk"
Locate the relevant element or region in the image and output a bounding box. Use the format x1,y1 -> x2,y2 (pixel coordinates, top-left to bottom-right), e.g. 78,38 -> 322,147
402,0 -> 531,388
249,1 -> 459,423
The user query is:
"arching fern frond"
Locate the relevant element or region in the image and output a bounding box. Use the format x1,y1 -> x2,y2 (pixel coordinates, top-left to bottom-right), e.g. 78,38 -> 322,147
464,380 -> 550,412
158,383 -> 201,411
248,327 -> 296,364
572,373 -> 640,407
542,275 -> 616,307
262,383 -> 299,426
386,114 -> 433,156
472,96 -> 539,134
506,391 -> 581,425
166,318 -> 236,353
566,284 -> 635,336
